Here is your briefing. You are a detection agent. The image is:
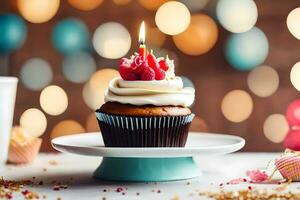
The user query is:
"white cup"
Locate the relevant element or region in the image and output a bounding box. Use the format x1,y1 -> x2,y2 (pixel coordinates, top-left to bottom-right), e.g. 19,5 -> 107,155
0,76 -> 18,164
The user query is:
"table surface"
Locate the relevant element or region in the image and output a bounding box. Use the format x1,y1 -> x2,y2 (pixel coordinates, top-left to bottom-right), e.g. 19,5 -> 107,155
1,152 -> 299,200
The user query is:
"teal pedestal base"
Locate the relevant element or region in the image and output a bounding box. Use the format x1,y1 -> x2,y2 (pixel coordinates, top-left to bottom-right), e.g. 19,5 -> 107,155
93,157 -> 201,182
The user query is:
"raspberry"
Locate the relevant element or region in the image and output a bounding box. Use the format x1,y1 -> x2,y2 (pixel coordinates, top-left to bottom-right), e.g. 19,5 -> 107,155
119,58 -> 131,67
120,64 -> 139,80
141,67 -> 155,81
154,68 -> 166,80
131,55 -> 143,69
135,61 -> 148,75
158,59 -> 169,71
122,71 -> 139,80
147,53 -> 159,70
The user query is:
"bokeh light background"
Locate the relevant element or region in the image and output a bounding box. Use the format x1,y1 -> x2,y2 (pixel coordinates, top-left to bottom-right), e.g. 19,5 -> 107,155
1,0 -> 300,152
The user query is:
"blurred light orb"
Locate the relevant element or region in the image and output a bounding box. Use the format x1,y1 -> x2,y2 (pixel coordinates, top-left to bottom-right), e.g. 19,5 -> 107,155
138,0 -> 169,11
180,76 -> 195,88
40,85 -> 68,116
225,27 -> 269,71
52,18 -> 90,55
284,130 -> 300,151
68,0 -> 103,11
50,120 -> 85,139
113,0 -> 132,6
86,112 -> 99,132
173,14 -> 218,56
63,52 -> 96,83
221,90 -> 253,123
286,99 -> 300,126
93,22 -> 131,59
287,8 -> 300,40
216,0 -> 257,33
20,58 -> 53,90
180,0 -> 209,12
20,108 -> 47,138
83,68 -> 119,110
290,61 -> 300,91
147,27 -> 166,47
0,13 -> 27,55
247,65 -> 279,97
17,0 -> 60,23
155,1 -> 191,35
263,114 -> 289,143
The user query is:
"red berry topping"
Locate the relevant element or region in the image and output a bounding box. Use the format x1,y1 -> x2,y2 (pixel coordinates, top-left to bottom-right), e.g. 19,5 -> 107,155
119,63 -> 139,80
122,71 -> 139,80
119,58 -> 131,67
159,59 -> 169,71
119,49 -> 172,81
154,68 -> 166,80
147,53 -> 159,70
141,67 -> 155,81
135,60 -> 148,75
131,55 -> 143,69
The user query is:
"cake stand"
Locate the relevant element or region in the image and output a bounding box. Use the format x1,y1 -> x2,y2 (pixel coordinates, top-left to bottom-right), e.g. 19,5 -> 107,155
51,132 -> 245,182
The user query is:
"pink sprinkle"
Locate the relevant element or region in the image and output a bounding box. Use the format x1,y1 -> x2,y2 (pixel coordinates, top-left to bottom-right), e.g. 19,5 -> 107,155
219,183 -> 223,187
21,190 -> 29,196
53,185 -> 60,191
246,169 -> 269,183
6,193 -> 12,199
248,186 -> 252,190
228,178 -> 246,185
116,187 -> 123,192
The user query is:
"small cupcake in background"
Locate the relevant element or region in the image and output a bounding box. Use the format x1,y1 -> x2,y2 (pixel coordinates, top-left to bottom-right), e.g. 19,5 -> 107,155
275,149 -> 300,181
8,126 -> 42,164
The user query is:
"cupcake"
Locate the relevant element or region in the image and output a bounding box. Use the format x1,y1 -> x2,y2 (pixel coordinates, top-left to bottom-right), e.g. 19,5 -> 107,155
8,126 -> 42,164
96,49 -> 195,147
275,150 -> 300,181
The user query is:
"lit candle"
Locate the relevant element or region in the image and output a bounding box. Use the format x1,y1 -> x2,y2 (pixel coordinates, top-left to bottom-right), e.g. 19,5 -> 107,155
139,21 -> 146,60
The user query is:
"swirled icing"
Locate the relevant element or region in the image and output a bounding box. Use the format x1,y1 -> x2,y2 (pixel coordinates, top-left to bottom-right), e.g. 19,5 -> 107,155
104,77 -> 195,107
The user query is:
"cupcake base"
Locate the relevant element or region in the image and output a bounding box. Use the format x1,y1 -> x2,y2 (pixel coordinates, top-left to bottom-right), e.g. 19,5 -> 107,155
96,112 -> 194,147
8,138 -> 42,164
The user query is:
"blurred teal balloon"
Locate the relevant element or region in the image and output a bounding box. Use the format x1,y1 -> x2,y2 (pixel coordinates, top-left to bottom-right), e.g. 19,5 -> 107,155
62,52 -> 96,83
180,76 -> 195,88
0,13 -> 27,55
52,18 -> 90,55
225,27 -> 269,71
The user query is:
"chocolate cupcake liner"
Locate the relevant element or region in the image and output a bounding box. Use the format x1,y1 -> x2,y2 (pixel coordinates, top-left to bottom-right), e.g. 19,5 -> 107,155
95,112 -> 194,147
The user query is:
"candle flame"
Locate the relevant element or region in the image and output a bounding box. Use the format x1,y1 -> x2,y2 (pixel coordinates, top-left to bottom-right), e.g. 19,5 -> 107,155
139,21 -> 146,45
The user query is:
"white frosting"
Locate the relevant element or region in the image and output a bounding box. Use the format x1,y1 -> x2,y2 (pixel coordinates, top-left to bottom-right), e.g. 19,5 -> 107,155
105,77 -> 195,107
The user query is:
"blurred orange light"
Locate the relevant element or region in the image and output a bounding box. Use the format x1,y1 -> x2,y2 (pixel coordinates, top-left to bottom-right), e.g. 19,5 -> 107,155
50,120 -> 85,139
112,0 -> 131,6
83,68 -> 119,110
86,112 -> 100,132
17,0 -> 60,23
68,0 -> 104,11
20,108 -> 47,138
40,85 -> 68,116
221,90 -> 253,123
263,114 -> 289,143
138,0 -> 169,11
173,14 -> 218,56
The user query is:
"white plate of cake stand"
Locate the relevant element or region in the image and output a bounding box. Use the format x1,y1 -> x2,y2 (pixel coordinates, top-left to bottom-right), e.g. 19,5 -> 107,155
51,132 -> 245,182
